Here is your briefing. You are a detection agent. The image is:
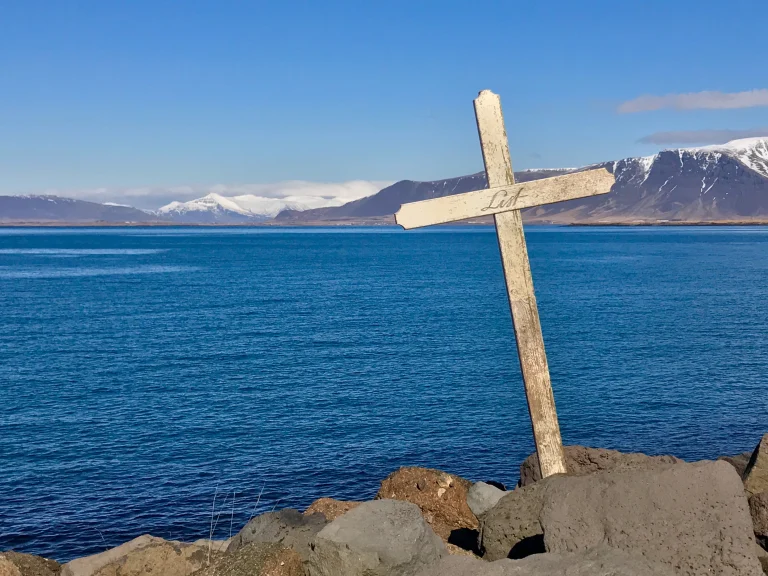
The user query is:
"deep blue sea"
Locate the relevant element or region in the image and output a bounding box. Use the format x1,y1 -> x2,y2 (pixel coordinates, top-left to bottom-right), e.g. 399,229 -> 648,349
1,225 -> 767,561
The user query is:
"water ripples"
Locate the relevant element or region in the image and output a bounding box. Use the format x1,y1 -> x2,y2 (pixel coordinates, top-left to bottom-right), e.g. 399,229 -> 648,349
1,226 -> 767,561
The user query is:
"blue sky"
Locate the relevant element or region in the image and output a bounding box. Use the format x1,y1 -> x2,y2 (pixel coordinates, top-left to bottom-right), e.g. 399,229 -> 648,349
1,0 -> 767,208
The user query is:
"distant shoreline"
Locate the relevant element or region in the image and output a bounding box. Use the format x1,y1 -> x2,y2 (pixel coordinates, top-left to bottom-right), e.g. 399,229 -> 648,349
566,220 -> 768,227
4,219 -> 768,228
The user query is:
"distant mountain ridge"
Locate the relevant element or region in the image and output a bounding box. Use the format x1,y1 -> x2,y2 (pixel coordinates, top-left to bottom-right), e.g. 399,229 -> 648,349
156,193 -> 271,223
155,192 -> 352,223
528,137 -> 768,223
154,186 -> 383,223
0,195 -> 158,223
273,169 -> 575,223
275,137 -> 768,224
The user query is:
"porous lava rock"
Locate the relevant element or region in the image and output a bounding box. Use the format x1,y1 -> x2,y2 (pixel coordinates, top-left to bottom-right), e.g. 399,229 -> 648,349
518,445 -> 681,487
479,481 -> 547,561
61,536 -> 224,576
416,546 -> 675,575
191,542 -> 302,576
540,460 -> 762,576
227,509 -> 326,562
303,498 -> 361,522
308,499 -> 446,576
745,434 -> 768,496
0,552 -> 60,576
375,467 -> 478,544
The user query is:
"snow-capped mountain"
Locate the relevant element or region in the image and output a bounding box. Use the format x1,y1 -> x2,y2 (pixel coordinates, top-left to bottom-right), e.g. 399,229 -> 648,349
610,137 -> 768,194
276,137 -> 768,224
528,136 -> 768,223
157,193 -> 266,223
156,192 -> 359,223
697,137 -> 768,178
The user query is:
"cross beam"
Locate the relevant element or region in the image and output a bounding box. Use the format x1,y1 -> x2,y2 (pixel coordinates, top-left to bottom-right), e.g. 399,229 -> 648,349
395,168 -> 614,230
394,90 -> 615,478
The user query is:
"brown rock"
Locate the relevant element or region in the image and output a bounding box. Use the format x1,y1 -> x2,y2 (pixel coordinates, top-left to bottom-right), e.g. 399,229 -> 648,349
303,498 -> 361,522
375,467 -> 478,544
518,445 -> 681,487
0,556 -> 21,576
62,536 -> 225,576
0,553 -> 60,576
751,492 -> 768,550
445,544 -> 478,558
192,543 -> 302,576
745,435 -> 768,496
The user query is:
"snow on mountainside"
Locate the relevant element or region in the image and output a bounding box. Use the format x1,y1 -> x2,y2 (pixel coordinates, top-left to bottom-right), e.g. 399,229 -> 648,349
156,192 -> 365,223
529,136 -> 768,223
275,137 -> 768,224
609,138 -> 768,190
693,137 -> 768,179
157,193 -> 260,223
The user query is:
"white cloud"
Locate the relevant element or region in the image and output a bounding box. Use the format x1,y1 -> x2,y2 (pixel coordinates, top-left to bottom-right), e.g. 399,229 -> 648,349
33,180 -> 393,211
618,89 -> 768,113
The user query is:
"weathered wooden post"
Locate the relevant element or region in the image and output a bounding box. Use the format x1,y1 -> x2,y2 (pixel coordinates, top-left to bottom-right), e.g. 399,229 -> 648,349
395,90 -> 615,478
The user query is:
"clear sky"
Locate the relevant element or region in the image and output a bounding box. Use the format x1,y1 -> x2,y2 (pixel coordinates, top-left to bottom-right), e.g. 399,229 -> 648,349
2,0 -> 768,208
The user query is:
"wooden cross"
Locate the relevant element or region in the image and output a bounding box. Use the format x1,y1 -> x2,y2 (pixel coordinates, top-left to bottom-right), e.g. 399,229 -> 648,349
394,90 -> 615,478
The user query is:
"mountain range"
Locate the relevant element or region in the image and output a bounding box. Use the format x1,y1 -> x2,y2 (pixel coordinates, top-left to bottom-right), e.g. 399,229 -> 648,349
3,137 -> 768,225
154,190 -> 363,223
275,137 -> 768,225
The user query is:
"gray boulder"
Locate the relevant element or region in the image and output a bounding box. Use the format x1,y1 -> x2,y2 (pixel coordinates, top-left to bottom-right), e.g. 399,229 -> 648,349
308,499 -> 446,576
755,543 -> 768,576
479,481 -> 546,561
751,492 -> 768,550
745,434 -> 768,496
466,482 -> 506,518
518,445 -> 681,487
540,460 -> 762,576
228,509 -> 326,562
416,546 -> 675,575
719,451 -> 753,478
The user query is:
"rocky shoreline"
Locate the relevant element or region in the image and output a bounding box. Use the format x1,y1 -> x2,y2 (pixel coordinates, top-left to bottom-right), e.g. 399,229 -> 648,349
3,437 -> 768,576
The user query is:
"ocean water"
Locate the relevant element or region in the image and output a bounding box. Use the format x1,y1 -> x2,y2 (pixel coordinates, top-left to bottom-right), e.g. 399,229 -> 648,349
1,225 -> 767,561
